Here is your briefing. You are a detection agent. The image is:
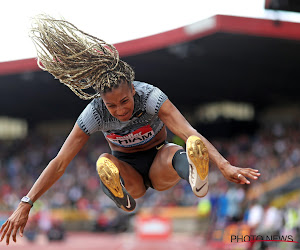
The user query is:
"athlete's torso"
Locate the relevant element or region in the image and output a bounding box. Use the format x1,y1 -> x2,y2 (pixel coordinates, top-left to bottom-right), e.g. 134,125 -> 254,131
77,81 -> 168,152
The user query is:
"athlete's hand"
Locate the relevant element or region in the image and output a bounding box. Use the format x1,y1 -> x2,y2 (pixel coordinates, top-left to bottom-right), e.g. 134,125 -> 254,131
219,163 -> 260,184
0,202 -> 31,245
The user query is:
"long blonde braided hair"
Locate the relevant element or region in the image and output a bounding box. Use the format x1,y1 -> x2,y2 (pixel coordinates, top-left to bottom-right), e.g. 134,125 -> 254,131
30,14 -> 135,100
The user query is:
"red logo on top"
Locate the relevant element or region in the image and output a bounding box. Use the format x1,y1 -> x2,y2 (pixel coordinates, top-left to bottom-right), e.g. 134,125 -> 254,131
106,125 -> 154,147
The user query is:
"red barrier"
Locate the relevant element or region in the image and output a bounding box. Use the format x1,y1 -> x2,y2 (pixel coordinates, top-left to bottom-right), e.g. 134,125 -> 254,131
135,216 -> 172,240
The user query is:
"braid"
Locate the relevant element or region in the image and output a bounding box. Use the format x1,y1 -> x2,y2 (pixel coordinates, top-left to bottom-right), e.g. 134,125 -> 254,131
29,14 -> 135,100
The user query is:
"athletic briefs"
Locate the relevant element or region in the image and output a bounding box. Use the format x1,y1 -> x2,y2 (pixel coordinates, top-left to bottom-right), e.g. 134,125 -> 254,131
112,141 -> 168,189
77,81 -> 168,148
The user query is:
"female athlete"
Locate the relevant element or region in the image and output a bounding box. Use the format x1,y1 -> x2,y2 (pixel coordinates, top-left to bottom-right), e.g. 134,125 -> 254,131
0,15 -> 260,245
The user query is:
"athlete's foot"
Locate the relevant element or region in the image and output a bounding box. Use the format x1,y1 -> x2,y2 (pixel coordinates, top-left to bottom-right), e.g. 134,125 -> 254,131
96,157 -> 136,212
186,135 -> 209,197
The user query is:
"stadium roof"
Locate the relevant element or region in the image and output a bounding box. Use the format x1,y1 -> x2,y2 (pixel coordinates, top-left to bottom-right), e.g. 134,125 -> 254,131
1,15 -> 300,123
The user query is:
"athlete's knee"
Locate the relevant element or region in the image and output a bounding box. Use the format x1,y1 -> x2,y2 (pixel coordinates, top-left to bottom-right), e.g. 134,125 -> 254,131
131,189 -> 146,199
123,178 -> 147,198
171,148 -> 186,166
96,153 -> 115,171
158,144 -> 183,166
153,185 -> 165,192
153,183 -> 176,192
98,152 -> 114,160
171,147 -> 190,182
167,144 -> 184,166
98,153 -> 116,162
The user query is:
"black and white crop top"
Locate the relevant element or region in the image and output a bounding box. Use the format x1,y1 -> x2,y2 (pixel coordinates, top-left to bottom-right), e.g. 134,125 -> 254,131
77,81 -> 168,148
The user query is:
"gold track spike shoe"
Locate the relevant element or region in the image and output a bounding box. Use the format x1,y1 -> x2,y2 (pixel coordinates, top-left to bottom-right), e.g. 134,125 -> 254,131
186,135 -> 209,198
96,157 -> 136,212
97,157 -> 123,198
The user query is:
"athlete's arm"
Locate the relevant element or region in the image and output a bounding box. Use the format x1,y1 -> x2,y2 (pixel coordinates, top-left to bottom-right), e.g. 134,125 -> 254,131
28,123 -> 90,201
0,123 -> 89,245
158,99 -> 260,183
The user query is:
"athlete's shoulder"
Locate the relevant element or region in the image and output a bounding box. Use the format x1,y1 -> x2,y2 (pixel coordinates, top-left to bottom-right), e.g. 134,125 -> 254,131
87,96 -> 106,114
133,80 -> 165,98
77,97 -> 105,135
133,81 -> 155,93
133,81 -> 168,115
89,96 -> 103,107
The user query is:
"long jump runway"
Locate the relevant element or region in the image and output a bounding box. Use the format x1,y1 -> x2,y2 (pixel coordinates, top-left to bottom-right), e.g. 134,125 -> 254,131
2,232 -> 210,250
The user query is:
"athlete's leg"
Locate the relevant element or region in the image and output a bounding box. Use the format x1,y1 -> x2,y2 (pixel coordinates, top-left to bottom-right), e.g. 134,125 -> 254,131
148,143 -> 183,191
149,136 -> 209,197
98,153 -> 146,198
96,153 -> 146,212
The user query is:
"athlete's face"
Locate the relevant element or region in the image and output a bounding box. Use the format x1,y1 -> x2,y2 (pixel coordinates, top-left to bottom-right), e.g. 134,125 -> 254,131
102,81 -> 136,122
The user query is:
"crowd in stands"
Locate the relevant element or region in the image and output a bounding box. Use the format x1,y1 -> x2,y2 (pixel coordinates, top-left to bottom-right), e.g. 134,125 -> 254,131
0,121 -> 300,242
